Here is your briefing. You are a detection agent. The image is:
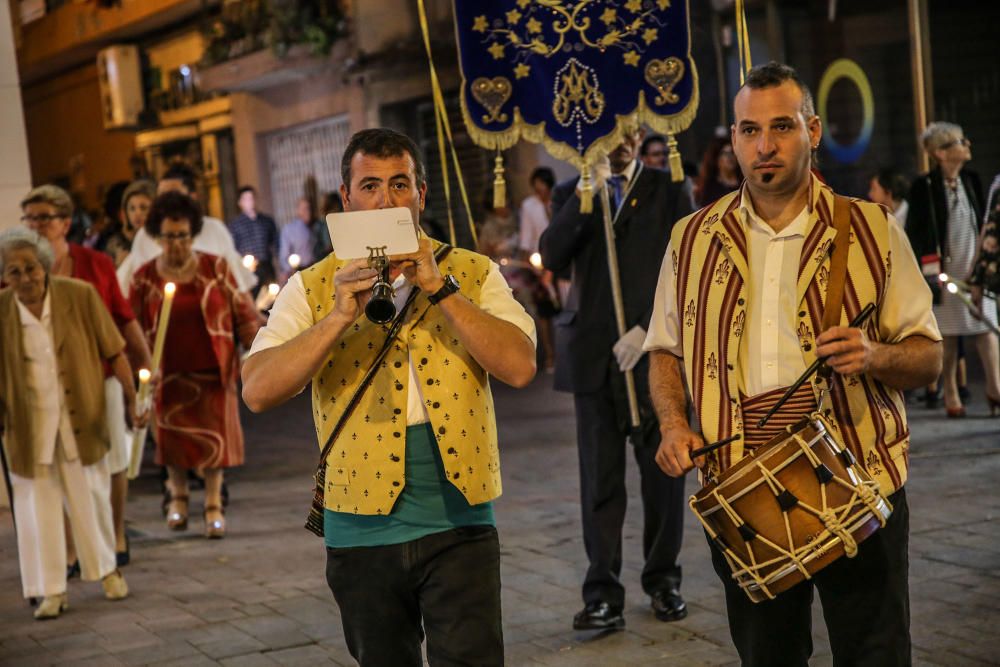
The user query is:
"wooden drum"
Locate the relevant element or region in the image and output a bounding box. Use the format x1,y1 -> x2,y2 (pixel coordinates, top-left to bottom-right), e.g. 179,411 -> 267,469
690,414 -> 893,603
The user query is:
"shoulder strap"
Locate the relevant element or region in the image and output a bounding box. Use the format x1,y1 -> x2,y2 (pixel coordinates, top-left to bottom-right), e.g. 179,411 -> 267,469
822,195 -> 852,332
314,244 -> 453,468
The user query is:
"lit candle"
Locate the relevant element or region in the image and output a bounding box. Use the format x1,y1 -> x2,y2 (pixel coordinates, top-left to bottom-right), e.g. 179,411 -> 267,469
255,283 -> 281,311
128,368 -> 153,479
288,253 -> 301,270
242,254 -> 258,272
529,252 -> 543,270
129,282 -> 175,479
150,282 -> 176,369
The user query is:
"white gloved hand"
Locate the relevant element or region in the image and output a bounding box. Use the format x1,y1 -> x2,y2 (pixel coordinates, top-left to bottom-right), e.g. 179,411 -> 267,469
612,325 -> 647,372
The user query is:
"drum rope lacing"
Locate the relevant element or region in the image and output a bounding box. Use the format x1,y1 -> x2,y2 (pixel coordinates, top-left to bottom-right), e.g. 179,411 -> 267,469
689,413 -> 891,600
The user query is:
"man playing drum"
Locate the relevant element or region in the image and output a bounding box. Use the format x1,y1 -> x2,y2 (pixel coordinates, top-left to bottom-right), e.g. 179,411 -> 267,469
644,62 -> 942,666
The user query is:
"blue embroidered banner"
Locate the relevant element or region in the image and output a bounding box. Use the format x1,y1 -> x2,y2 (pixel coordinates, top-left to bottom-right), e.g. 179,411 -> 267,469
453,0 -> 699,171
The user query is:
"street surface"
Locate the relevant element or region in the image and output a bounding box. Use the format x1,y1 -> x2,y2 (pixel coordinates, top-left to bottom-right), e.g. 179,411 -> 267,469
1,371 -> 998,665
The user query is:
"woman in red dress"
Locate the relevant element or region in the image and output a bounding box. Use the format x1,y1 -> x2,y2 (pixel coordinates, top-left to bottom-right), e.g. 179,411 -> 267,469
129,191 -> 262,538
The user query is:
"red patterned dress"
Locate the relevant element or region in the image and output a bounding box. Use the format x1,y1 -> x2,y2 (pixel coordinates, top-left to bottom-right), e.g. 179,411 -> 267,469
129,253 -> 261,469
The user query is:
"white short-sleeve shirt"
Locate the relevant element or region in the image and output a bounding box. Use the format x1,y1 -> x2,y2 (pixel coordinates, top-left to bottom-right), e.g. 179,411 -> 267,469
644,202 -> 941,397
249,262 -> 536,425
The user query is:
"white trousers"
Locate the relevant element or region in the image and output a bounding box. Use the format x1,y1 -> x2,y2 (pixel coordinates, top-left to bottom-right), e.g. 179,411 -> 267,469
104,377 -> 131,475
10,442 -> 116,598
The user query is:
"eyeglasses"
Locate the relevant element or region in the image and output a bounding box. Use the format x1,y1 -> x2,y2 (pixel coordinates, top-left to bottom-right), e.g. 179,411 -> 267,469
160,232 -> 192,242
941,137 -> 971,149
21,213 -> 65,225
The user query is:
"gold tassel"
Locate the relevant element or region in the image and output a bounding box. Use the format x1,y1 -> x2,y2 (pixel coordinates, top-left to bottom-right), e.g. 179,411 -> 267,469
667,133 -> 684,183
579,165 -> 593,213
493,152 -> 506,210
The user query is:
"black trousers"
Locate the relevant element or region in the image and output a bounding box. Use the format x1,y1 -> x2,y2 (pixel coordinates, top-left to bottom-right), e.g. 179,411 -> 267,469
709,488 -> 911,667
574,358 -> 686,606
325,525 -> 503,667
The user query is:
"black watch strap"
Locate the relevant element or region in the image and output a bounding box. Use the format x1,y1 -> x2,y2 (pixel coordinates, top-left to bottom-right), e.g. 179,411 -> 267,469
428,274 -> 460,305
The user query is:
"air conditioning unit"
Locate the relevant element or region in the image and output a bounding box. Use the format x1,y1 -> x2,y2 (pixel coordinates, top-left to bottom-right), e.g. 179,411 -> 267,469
96,45 -> 144,130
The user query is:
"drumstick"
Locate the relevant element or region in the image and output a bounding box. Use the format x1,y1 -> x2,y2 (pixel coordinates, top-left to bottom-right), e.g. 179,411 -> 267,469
690,434 -> 741,459
756,303 -> 876,429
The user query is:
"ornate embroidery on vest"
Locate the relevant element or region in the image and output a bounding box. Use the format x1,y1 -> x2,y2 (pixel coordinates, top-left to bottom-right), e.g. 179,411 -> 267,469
684,299 -> 697,327
817,265 -> 830,289
706,353 -> 718,380
714,258 -> 731,285
814,238 -> 833,265
732,310 -> 746,337
671,248 -> 678,274
866,450 -> 882,477
796,321 -> 813,352
701,212 -> 718,234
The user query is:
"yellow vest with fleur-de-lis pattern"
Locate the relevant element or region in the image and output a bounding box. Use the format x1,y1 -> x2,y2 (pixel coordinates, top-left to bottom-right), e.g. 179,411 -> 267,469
672,175 -> 912,497
301,241 -> 501,515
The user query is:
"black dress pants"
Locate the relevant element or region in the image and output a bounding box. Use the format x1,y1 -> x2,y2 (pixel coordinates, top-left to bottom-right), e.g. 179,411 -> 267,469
709,488 -> 911,667
574,358 -> 686,606
325,525 -> 503,667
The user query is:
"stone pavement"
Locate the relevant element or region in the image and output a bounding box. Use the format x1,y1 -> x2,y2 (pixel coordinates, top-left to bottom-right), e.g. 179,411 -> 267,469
1,375 -> 999,666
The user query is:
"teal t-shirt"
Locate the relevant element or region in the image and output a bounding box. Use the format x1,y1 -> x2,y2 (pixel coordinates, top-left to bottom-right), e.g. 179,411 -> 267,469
323,423 -> 495,548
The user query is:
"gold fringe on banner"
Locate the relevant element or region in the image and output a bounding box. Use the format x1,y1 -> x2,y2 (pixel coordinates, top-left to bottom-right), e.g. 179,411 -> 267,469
666,133 -> 684,183
735,0 -> 753,84
492,152 -> 506,210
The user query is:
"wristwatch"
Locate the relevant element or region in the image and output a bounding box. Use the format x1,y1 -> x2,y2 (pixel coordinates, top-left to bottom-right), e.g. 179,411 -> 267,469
428,274 -> 460,305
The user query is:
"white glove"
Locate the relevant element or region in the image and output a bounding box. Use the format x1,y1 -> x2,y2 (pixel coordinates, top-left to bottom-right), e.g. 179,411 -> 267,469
613,325 -> 647,372
578,156 -> 612,195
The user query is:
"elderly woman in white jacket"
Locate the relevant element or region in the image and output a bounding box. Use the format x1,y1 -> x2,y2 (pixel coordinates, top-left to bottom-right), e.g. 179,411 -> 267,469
0,229 -> 147,619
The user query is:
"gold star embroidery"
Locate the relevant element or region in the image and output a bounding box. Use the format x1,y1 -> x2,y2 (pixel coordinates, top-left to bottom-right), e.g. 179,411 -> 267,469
488,42 -> 506,60
526,17 -> 542,33
657,0 -> 671,8
514,63 -> 531,79
623,50 -> 641,67
505,9 -> 522,23
472,15 -> 488,33
517,0 -> 530,7
625,0 -> 643,12
600,7 -> 617,24
643,27 -> 658,45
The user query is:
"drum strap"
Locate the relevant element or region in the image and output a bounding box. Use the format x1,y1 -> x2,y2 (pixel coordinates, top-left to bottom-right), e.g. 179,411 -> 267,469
740,383 -> 817,448
822,195 -> 853,332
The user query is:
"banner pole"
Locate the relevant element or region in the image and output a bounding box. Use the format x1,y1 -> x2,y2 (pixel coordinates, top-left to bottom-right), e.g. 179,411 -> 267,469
598,183 -> 641,429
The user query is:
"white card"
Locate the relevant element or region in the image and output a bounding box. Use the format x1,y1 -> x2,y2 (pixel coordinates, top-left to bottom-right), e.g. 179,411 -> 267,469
325,207 -> 420,260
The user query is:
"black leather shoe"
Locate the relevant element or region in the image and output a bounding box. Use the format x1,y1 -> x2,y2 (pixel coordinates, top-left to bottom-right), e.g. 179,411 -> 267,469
651,587 -> 687,622
573,601 -> 625,631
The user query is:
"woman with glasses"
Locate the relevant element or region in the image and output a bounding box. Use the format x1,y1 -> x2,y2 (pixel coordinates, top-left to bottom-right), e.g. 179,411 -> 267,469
907,122 -> 1000,417
0,228 -> 143,619
20,184 -> 152,569
128,191 -> 262,538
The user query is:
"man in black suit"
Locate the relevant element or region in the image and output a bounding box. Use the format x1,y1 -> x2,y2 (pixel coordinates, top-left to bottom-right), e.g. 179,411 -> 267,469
540,129 -> 695,631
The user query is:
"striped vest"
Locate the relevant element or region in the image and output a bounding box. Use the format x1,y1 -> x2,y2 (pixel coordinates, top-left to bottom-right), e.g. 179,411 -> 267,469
301,241 -> 502,515
672,175 -> 910,495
